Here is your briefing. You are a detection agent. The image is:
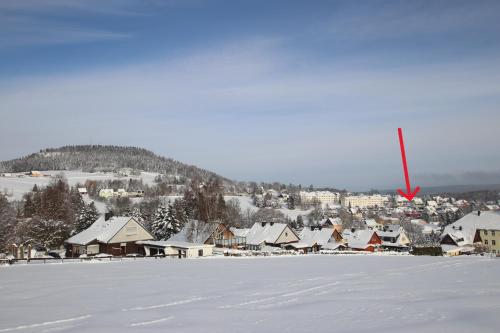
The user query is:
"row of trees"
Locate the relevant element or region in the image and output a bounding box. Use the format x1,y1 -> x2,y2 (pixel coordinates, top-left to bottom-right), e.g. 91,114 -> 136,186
0,175 -> 101,251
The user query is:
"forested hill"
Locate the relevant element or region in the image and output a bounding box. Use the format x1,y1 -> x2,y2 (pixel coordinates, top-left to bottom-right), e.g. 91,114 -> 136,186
0,145 -> 226,181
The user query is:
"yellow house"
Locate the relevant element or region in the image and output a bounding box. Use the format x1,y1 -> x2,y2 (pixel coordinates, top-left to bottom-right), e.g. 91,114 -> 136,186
476,228 -> 500,255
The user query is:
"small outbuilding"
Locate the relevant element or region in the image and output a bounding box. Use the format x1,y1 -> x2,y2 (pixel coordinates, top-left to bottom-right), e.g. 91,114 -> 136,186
137,240 -> 214,258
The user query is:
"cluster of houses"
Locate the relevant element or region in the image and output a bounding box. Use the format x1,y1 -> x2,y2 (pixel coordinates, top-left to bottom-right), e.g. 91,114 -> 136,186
63,213 -> 413,259
97,188 -> 145,199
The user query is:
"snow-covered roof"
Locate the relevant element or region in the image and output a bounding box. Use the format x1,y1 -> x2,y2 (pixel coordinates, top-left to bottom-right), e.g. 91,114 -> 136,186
376,228 -> 402,239
321,241 -> 346,250
286,242 -> 310,249
442,211 -> 500,246
169,220 -> 221,244
318,217 -> 342,226
299,228 -> 335,247
246,222 -> 295,246
342,229 -> 379,249
230,227 -> 250,238
66,216 -> 140,245
137,240 -> 212,249
364,219 -> 380,227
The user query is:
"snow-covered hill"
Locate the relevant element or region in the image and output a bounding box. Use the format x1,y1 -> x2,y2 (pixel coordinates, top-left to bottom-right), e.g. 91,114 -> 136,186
0,170 -> 159,200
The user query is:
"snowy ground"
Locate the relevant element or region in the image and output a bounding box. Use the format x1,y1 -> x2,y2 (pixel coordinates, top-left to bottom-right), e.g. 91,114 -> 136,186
0,171 -> 160,201
225,195 -> 312,220
1,255 -> 499,333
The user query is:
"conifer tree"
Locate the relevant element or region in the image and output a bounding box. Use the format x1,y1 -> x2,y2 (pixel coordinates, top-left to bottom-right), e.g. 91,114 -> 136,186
151,204 -> 172,240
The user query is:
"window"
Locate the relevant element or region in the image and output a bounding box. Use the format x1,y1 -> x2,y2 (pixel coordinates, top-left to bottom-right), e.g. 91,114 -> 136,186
492,231 -> 496,236
493,240 -> 496,246
126,226 -> 137,236
485,240 -> 488,245
198,249 -> 203,257
484,230 -> 488,235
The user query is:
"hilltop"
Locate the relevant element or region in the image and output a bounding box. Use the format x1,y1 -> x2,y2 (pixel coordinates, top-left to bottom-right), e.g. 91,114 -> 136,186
0,145 -> 227,183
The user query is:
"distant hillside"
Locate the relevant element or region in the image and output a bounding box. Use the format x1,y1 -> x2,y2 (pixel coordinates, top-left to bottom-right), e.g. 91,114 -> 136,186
418,184 -> 500,195
380,184 -> 500,195
0,145 -> 227,182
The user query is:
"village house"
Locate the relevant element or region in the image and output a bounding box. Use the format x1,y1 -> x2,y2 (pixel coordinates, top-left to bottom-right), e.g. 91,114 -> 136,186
376,225 -> 410,251
169,220 -> 244,248
136,240 -> 214,258
98,188 -> 115,199
364,219 -> 383,230
317,217 -> 343,231
287,226 -> 345,253
342,229 -> 382,252
65,214 -> 154,257
245,222 -> 300,251
441,211 -> 500,255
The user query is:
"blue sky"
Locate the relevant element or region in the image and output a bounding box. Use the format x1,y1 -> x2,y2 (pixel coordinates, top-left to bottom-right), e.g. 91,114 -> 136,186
1,0 -> 500,190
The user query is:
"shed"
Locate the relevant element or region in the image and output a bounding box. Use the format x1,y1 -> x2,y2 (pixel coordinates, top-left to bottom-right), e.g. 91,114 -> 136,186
137,240 -> 214,258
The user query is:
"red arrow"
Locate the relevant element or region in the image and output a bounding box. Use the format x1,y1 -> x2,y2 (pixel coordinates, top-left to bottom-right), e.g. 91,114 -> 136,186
397,128 -> 420,201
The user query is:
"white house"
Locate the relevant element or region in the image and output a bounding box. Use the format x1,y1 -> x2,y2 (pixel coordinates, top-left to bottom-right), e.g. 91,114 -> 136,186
296,227 -> 344,253
342,229 -> 382,252
99,189 -> 114,199
365,219 -> 383,230
376,225 -> 410,251
137,240 -> 214,258
246,222 -> 300,250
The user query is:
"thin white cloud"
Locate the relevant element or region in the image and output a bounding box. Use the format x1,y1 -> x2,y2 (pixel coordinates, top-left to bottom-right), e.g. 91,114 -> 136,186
0,0 -> 137,47
320,1 -> 500,42
0,17 -> 131,47
1,37 -> 500,188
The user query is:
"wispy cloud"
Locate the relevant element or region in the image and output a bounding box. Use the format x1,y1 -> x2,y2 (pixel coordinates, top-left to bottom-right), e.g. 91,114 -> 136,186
0,0 -> 136,47
1,1 -> 500,189
321,0 -> 500,42
1,37 -> 500,188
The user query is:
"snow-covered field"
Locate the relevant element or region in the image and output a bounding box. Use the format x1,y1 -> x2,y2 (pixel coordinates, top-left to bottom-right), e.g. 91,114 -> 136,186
1,255 -> 499,333
225,195 -> 312,219
0,171 -> 159,200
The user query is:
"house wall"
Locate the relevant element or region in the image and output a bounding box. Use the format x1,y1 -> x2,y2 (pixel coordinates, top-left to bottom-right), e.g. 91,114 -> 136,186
205,224 -> 234,245
108,219 -> 154,244
399,232 -> 410,245
164,245 -> 214,258
275,226 -> 299,244
478,229 -> 500,254
98,242 -> 145,256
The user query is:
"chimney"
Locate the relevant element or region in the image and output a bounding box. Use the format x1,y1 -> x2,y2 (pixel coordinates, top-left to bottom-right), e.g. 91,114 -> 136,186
105,211 -> 114,221
478,211 -> 481,216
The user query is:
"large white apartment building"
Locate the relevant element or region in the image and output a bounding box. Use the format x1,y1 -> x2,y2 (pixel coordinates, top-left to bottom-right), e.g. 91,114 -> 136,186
300,191 -> 340,204
341,194 -> 388,208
